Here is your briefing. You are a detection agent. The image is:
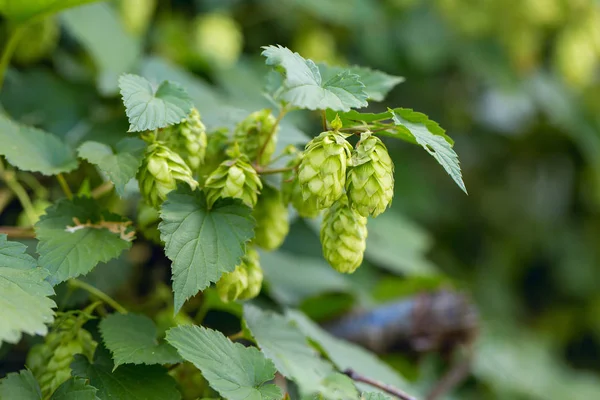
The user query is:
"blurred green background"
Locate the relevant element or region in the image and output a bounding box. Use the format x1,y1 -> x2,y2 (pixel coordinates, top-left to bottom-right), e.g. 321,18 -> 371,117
2,0 -> 600,398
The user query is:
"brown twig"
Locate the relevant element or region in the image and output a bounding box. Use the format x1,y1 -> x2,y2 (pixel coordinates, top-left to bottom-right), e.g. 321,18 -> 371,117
343,369 -> 417,400
0,226 -> 35,238
425,347 -> 473,400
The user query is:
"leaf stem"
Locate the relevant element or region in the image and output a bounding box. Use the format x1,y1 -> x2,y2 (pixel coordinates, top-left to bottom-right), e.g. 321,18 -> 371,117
321,110 -> 328,131
56,173 -> 73,199
256,166 -> 296,175
0,159 -> 38,225
91,181 -> 114,198
228,331 -> 245,341
343,369 -> 417,400
0,23 -> 27,91
256,106 -> 289,166
0,226 -> 35,238
68,279 -> 128,314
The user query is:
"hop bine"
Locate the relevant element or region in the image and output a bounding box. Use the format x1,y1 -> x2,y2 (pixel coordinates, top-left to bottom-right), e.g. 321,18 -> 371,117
216,246 -> 263,302
320,197 -> 368,273
298,131 -> 352,210
164,107 -> 208,170
253,184 -> 289,251
234,109 -> 279,166
346,132 -> 394,217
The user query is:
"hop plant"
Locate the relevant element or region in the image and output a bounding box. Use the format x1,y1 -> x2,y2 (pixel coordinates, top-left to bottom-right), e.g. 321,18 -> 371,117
298,131 -> 352,209
238,247 -> 263,300
26,312 -> 97,398
137,142 -> 198,208
234,109 -> 279,165
253,185 -> 289,251
164,108 -> 208,170
203,145 -> 262,208
282,155 -> 320,218
216,246 -> 263,302
346,132 -> 394,217
198,128 -> 230,183
320,197 -> 368,273
137,200 -> 162,244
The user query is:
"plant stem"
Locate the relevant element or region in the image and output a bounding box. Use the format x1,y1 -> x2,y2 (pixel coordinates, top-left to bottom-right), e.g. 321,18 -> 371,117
17,172 -> 49,199
257,166 -> 296,175
91,181 -> 114,198
0,160 -> 38,225
228,331 -> 245,341
0,226 -> 35,238
0,23 -> 27,91
321,110 -> 328,131
56,173 -> 73,199
0,189 -> 14,215
343,369 -> 417,400
256,106 -> 288,165
68,279 -> 128,314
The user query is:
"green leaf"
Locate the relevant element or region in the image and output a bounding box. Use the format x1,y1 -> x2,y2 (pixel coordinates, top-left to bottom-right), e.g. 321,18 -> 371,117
286,310 -> 415,397
78,138 -> 146,196
35,197 -> 134,284
318,373 -> 360,400
390,108 -> 467,193
159,187 -> 255,313
50,378 -> 99,400
243,304 -> 334,395
99,313 -> 182,369
261,45 -> 368,111
0,370 -> 42,399
361,392 -> 392,400
71,345 -> 181,400
166,325 -> 281,400
0,0 -> 100,22
319,64 -> 404,102
119,74 -> 193,132
0,235 -> 56,348
0,114 -> 78,175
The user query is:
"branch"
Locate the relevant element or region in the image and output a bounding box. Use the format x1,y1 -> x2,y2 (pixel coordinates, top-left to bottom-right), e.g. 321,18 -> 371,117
343,369 -> 417,400
0,226 -> 35,238
68,279 -> 128,314
256,166 -> 296,175
256,106 -> 288,165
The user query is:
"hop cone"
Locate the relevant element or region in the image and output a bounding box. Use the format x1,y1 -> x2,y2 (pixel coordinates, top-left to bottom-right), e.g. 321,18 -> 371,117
137,142 -> 198,208
346,133 -> 394,217
281,156 -> 320,218
238,247 -> 263,300
27,313 -> 97,398
298,131 -> 352,209
253,185 -> 289,251
198,128 -> 230,184
165,108 -> 208,170
234,109 -> 278,165
216,264 -> 249,303
204,150 -> 262,208
137,200 -> 162,244
320,197 -> 368,274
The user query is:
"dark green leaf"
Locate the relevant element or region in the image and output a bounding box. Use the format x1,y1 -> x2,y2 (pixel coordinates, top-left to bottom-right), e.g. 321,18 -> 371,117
50,378 -> 99,400
0,370 -> 42,399
319,64 -> 404,102
159,187 -> 255,312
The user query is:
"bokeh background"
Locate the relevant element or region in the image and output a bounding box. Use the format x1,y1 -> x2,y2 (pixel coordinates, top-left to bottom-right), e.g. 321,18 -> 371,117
2,0 -> 600,398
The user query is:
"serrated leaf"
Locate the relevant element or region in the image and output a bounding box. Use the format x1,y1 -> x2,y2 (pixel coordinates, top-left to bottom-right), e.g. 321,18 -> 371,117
243,304 -> 334,395
50,378 -> 100,400
0,114 -> 78,175
390,108 -> 467,194
119,74 -> 193,132
0,235 -> 56,348
159,187 -> 255,313
71,345 -> 181,400
166,325 -> 281,400
286,310 -> 415,397
99,313 -> 182,369
0,370 -> 42,399
261,45 -> 368,111
319,64 -> 404,102
0,0 -> 100,22
35,197 -> 134,284
78,138 -> 146,196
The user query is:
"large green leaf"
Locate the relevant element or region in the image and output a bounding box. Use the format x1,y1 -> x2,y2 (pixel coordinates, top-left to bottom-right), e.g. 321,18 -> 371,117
159,187 -> 255,312
0,0 -> 100,22
71,345 -> 181,400
262,45 -> 368,111
243,304 -> 334,395
0,114 -> 78,175
0,370 -> 42,399
0,235 -> 55,348
35,197 -> 134,284
50,378 -> 100,400
119,74 -> 193,132
166,325 -> 281,400
319,64 -> 404,102
99,313 -> 182,369
390,108 -> 467,194
78,138 -> 146,196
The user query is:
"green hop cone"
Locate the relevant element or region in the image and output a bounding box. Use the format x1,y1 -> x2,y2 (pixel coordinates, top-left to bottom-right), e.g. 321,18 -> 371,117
165,108 -> 208,170
198,128 -> 230,184
298,131 -> 352,210
320,197 -> 368,274
234,109 -> 279,165
216,264 -> 249,303
238,247 -> 263,300
282,155 -> 320,218
137,200 -> 162,244
253,185 -> 289,251
346,132 -> 394,217
203,146 -> 262,208
137,142 -> 198,208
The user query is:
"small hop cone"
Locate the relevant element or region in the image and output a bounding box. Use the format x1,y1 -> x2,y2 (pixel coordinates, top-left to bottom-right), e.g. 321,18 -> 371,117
216,264 -> 249,303
234,109 -> 279,165
253,185 -> 289,251
138,142 -> 198,208
198,128 -> 230,183
165,108 -> 208,170
346,133 -> 394,217
204,152 -> 262,208
137,200 -> 162,244
238,246 -> 263,300
298,131 -> 352,210
282,156 -> 320,218
320,198 -> 368,273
